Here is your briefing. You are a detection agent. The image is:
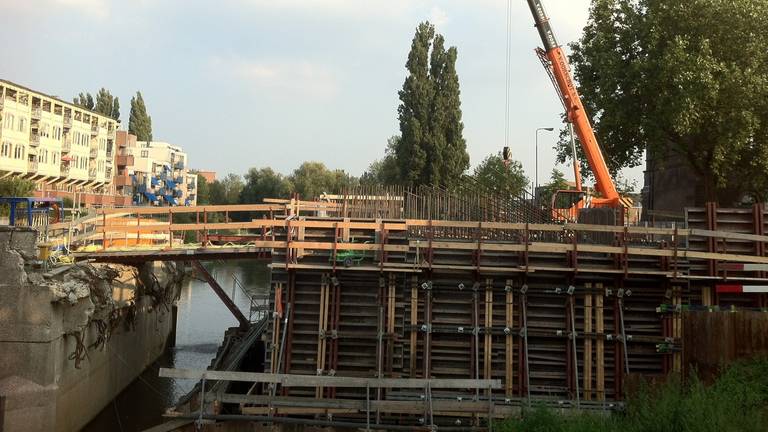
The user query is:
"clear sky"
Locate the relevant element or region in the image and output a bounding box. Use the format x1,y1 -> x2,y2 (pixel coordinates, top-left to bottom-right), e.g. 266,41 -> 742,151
0,0 -> 643,189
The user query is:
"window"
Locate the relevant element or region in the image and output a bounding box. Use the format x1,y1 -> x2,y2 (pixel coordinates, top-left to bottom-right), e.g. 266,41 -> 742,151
14,144 -> 24,160
53,152 -> 58,164
1,141 -> 11,157
5,113 -> 14,130
141,150 -> 149,158
18,117 -> 26,133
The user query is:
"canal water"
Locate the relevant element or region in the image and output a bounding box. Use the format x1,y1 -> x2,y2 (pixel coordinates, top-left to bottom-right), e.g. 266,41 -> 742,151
83,260 -> 270,432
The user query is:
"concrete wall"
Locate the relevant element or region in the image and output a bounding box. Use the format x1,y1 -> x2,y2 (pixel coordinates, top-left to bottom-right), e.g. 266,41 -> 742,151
0,226 -> 182,432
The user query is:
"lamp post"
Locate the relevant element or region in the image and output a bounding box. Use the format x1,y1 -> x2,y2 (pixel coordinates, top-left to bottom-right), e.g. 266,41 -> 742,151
535,127 -> 555,195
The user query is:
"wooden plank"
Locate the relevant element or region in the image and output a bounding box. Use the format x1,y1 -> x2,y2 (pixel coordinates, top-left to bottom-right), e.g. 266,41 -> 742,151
595,284 -> 605,401
505,280 -> 514,397
140,419 -> 194,432
583,285 -> 593,401
409,276 -> 418,377
159,368 -> 502,389
220,394 -> 499,416
484,278 -> 493,383
316,275 -> 329,399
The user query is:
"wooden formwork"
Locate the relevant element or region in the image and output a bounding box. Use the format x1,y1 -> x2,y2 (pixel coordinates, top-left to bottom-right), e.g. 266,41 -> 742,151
258,211 -> 768,423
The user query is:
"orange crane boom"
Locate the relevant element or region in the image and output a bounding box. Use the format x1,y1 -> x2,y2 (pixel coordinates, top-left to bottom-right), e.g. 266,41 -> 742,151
525,0 -> 622,207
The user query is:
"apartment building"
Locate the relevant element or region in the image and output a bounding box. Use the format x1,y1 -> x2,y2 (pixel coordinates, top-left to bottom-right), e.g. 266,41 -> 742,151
115,132 -> 197,206
0,79 -> 118,203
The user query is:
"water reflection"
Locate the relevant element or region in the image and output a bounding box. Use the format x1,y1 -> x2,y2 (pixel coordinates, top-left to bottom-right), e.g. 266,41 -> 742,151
83,260 -> 270,431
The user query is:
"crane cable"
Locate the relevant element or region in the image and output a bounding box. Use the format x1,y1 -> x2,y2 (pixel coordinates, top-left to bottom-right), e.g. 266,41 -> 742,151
504,0 -> 513,152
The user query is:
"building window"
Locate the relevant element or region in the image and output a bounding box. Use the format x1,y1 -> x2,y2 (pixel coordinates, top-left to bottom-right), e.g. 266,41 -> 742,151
4,113 -> 14,130
18,117 -> 26,133
1,141 -> 10,157
14,144 -> 24,159
141,150 -> 148,158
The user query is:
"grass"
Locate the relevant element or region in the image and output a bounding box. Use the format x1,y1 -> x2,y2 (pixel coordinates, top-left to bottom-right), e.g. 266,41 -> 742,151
497,359 -> 768,432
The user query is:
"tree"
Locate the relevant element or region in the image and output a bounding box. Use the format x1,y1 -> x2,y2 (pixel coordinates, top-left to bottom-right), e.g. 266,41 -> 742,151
73,93 -> 94,110
538,169 -> 570,206
562,0 -> 768,203
472,152 -> 529,197
289,162 -> 354,199
129,91 -> 153,141
195,174 -> 210,205
239,167 -> 292,204
94,88 -> 120,120
209,174 -> 244,205
361,136 -> 400,186
0,177 -> 35,197
111,97 -> 120,121
75,89 -> 120,120
394,21 -> 469,187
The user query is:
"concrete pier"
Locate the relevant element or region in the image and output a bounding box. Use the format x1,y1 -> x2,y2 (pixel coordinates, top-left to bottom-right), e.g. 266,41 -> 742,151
0,226 -> 182,432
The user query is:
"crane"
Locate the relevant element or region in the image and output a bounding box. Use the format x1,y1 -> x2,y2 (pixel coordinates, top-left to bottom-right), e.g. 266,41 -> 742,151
524,0 -> 632,219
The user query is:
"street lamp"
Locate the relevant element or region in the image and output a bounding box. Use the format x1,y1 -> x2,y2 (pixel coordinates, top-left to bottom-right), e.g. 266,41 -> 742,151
535,127 -> 555,194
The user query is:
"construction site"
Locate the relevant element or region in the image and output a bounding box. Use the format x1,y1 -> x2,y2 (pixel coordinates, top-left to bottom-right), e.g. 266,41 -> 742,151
35,185 -> 750,431
2,0 -> 768,431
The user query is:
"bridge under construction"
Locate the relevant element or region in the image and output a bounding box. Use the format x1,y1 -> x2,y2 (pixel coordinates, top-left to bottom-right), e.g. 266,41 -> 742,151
64,188 -> 768,431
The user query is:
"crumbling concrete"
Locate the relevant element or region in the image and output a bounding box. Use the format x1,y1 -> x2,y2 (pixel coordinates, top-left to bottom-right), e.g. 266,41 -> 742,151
0,226 -> 184,432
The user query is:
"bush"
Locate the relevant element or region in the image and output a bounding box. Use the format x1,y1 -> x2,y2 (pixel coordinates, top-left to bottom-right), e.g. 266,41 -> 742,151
498,359 -> 768,432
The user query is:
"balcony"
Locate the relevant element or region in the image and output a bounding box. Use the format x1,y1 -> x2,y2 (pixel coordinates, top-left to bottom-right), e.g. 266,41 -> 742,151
116,154 -> 134,166
91,123 -> 99,136
88,169 -> 98,180
63,115 -> 72,129
174,161 -> 185,170
187,181 -> 196,189
27,159 -> 38,172
60,163 -> 70,176
30,133 -> 40,146
31,106 -> 41,119
90,148 -> 98,158
114,174 -> 132,186
62,136 -> 72,153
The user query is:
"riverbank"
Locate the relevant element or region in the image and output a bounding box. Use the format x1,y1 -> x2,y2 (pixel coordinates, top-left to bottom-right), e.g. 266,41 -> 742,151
498,359 -> 768,432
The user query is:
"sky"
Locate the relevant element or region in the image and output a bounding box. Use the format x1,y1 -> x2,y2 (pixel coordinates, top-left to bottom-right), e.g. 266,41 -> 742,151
0,0 -> 644,189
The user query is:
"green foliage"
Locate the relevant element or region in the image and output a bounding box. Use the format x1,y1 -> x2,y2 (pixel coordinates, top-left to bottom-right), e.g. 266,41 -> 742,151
73,92 -> 94,110
94,88 -> 120,120
195,174 -> 210,205
361,136 -> 401,186
498,359 -> 768,432
564,0 -> 768,203
209,174 -> 244,205
395,21 -> 469,187
0,178 -> 36,217
471,152 -> 529,197
537,169 -> 570,205
240,167 -> 292,204
0,177 -> 36,197
288,162 -> 355,199
129,91 -> 153,141
74,89 -> 120,121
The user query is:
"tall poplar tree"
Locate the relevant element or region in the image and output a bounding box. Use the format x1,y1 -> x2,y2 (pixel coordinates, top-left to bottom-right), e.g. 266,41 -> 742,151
129,91 -> 153,141
395,21 -> 469,187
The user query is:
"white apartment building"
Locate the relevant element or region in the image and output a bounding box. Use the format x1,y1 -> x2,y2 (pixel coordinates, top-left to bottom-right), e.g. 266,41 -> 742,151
0,80 -> 117,190
118,138 -> 197,206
